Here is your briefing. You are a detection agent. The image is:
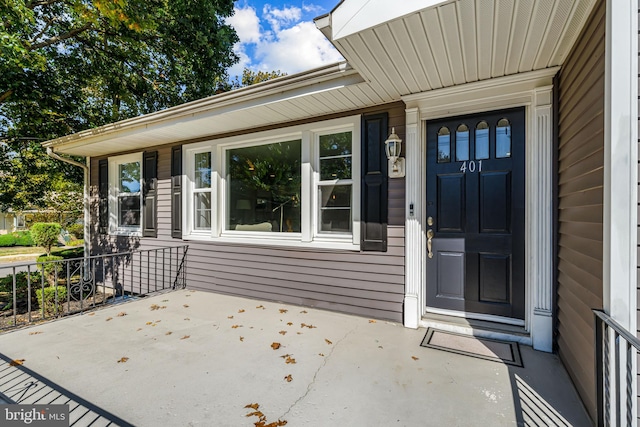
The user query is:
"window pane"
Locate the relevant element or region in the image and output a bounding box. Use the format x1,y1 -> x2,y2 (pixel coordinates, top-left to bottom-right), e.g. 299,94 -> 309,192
320,132 -> 352,180
496,119 -> 511,158
319,132 -> 352,157
119,196 -> 140,226
227,140 -> 301,232
194,152 -> 211,188
437,127 -> 450,163
194,192 -> 211,230
119,162 -> 140,193
456,124 -> 469,161
320,157 -> 352,180
475,121 -> 489,160
319,185 -> 352,233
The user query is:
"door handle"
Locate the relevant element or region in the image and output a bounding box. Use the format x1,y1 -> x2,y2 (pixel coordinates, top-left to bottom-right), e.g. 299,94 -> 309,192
427,229 -> 434,258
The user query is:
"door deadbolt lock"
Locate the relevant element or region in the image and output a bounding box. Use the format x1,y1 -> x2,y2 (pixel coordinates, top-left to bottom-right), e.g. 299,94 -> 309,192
427,216 -> 434,226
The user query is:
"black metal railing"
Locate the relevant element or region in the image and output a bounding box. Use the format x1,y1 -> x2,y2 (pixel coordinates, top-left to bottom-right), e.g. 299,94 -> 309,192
594,309 -> 640,427
0,245 -> 188,331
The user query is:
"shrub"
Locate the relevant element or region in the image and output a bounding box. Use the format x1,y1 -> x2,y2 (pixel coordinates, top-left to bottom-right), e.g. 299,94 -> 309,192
67,239 -> 84,247
36,255 -> 64,284
35,286 -> 67,315
0,272 -> 41,310
66,223 -> 84,240
54,248 -> 84,259
0,234 -> 16,247
14,231 -> 34,247
31,222 -> 62,256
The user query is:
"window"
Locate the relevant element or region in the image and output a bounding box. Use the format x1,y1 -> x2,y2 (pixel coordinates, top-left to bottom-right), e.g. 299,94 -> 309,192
227,140 -> 301,233
317,131 -> 352,234
15,215 -> 25,229
475,121 -> 490,160
193,152 -> 212,230
182,116 -> 360,249
437,127 -> 450,163
108,153 -> 142,235
496,118 -> 512,158
455,124 -> 469,161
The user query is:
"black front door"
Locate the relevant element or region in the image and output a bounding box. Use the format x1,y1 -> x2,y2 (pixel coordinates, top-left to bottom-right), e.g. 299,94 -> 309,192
425,108 -> 525,319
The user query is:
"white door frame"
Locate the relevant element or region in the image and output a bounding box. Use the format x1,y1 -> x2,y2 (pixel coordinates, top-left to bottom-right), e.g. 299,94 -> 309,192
402,67 -> 559,352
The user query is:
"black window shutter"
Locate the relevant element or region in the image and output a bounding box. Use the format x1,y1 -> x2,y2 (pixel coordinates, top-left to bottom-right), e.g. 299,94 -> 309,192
361,113 -> 389,251
171,146 -> 182,238
98,159 -> 108,235
142,151 -> 158,238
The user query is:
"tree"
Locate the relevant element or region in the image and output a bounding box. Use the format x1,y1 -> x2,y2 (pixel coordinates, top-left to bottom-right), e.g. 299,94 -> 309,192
30,222 -> 62,256
0,0 -> 239,211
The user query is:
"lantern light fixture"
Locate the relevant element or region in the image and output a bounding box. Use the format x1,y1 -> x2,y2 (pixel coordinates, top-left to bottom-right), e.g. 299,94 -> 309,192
384,127 -> 405,178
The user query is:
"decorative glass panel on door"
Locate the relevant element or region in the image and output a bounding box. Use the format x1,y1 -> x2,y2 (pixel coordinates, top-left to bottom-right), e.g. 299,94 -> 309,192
455,124 -> 470,161
437,127 -> 451,163
496,118 -> 512,158
475,121 -> 490,160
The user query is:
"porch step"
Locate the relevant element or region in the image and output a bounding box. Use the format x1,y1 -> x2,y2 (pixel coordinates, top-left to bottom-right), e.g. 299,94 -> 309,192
421,313 -> 532,346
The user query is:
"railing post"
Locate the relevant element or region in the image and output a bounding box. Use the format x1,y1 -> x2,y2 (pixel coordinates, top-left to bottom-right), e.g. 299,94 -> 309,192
596,314 -> 605,427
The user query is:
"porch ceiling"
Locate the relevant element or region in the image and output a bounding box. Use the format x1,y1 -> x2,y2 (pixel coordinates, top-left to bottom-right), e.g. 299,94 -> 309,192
316,0 -> 597,98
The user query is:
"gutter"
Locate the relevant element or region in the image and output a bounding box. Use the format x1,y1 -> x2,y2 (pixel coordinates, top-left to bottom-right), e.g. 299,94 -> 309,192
46,148 -> 90,258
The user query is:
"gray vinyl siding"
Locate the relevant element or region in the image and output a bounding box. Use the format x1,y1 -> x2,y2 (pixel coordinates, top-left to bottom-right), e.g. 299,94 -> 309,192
556,0 -> 605,421
90,104 -> 406,322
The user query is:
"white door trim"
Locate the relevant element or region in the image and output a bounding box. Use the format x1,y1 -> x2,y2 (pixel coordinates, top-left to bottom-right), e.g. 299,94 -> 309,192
402,67 -> 559,352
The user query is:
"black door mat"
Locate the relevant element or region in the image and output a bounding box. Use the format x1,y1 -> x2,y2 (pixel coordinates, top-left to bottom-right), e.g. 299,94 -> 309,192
421,328 -> 523,367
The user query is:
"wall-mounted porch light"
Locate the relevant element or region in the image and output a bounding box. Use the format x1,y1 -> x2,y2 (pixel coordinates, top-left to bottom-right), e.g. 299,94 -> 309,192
384,127 -> 405,178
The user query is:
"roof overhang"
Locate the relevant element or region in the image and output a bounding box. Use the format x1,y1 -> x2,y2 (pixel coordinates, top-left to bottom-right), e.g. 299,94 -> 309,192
43,62 -> 384,157
316,0 -> 598,98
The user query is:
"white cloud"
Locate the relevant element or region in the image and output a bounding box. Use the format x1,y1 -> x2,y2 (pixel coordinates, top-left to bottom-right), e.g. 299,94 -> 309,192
225,3 -> 343,80
226,6 -> 261,44
254,21 -> 344,74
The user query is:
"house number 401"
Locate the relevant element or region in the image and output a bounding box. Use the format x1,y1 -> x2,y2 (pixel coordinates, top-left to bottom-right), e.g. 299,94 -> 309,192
459,160 -> 482,173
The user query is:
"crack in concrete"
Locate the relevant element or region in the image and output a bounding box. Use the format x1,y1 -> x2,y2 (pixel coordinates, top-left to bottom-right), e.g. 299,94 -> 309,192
279,325 -> 358,420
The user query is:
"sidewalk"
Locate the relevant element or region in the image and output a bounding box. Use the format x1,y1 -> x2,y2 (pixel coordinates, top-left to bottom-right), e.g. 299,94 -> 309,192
0,290 -> 590,426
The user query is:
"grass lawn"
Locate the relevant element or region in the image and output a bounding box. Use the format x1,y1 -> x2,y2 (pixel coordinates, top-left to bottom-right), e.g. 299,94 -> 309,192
0,246 -> 82,258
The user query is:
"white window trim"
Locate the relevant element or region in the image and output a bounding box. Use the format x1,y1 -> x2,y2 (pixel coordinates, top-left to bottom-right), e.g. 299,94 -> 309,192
108,152 -> 142,236
182,115 -> 361,250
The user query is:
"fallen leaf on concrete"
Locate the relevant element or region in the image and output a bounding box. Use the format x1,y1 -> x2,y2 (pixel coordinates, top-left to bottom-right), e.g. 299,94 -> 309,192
106,317 -> 113,321
117,357 -> 129,363
228,316 -> 234,319
286,322 -> 293,326
256,305 -> 265,309
369,319 -> 376,323
162,299 -> 169,302
300,310 -> 307,314
150,304 -> 161,310
279,309 -> 288,313
411,356 -> 419,361
183,304 -> 189,308
165,332 -> 172,335
10,359 -> 25,366
180,335 -> 190,340
117,312 -> 127,317
325,339 -> 332,345
378,346 -> 383,349
301,323 -> 316,329
318,353 -> 324,357
246,411 -> 264,418
238,309 -> 245,313
284,374 -> 293,382
146,322 -> 152,325
282,355 -> 296,364
296,332 -> 302,335
231,325 -> 242,329
88,312 -> 95,316
279,331 -> 287,335
184,318 -> 190,321
271,342 -> 281,350
239,336 -> 244,342
28,331 -> 42,335
245,403 -> 260,410
136,328 -> 142,331
185,294 -> 191,297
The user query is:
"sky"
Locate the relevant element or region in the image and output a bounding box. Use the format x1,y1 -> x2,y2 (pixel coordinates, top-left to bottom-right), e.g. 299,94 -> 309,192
225,0 -> 344,80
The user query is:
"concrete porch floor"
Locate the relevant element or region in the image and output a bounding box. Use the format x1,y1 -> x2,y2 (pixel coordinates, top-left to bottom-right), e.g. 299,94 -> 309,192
0,290 -> 590,426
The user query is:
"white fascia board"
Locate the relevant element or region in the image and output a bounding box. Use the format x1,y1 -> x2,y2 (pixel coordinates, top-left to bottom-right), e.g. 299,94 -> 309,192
42,62 -> 359,156
325,0 -> 449,41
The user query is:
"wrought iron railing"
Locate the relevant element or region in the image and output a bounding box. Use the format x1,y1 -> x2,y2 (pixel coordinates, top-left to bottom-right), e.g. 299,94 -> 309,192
0,245 -> 188,331
594,309 -> 639,427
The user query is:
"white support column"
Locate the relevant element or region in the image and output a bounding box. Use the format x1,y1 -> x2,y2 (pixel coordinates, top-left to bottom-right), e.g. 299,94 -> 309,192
603,0 -> 637,332
529,87 -> 554,352
404,107 -> 422,328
